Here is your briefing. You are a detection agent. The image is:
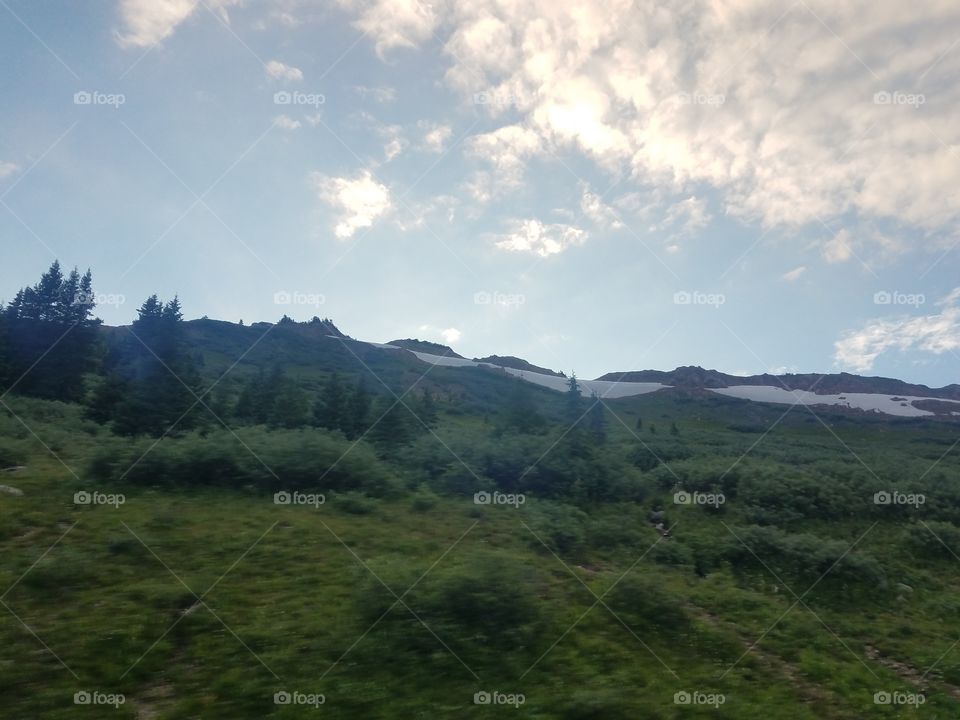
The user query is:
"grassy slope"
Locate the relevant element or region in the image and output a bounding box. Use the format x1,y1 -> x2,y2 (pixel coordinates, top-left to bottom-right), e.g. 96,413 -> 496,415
1,373 -> 959,717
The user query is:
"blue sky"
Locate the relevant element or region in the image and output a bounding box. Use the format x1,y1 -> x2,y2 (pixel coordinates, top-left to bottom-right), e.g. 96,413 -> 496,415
1,0 -> 959,385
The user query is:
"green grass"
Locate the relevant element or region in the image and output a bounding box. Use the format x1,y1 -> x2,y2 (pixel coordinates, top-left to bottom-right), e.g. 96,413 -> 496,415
1,386 -> 959,718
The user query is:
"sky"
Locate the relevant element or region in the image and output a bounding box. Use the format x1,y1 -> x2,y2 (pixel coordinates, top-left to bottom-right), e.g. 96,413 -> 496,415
1,0 -> 959,386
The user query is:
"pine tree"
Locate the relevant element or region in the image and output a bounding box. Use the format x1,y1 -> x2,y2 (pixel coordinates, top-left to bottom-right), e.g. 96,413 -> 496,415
344,377 -> 372,439
370,396 -> 413,449
587,392 -> 607,442
503,380 -> 543,433
269,380 -> 310,429
3,261 -> 100,401
564,372 -> 583,424
111,294 -> 200,435
417,387 -> 439,428
315,371 -> 348,431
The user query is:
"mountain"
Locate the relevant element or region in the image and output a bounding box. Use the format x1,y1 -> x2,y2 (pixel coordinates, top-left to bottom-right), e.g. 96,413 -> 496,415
596,366 -> 960,400
387,339 -> 465,358
94,318 -> 959,419
473,355 -> 566,377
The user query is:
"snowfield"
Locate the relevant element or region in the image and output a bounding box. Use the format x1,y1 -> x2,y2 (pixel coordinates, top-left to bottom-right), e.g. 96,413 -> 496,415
379,345 -> 668,398
371,342 -> 959,415
710,385 -> 960,417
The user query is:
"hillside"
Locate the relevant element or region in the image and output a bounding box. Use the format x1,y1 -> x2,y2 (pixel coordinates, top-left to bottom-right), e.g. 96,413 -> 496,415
2,300 -> 960,718
598,366 -> 960,400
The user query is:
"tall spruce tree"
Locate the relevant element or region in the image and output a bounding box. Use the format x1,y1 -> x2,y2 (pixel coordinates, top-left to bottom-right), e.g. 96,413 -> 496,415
3,261 -> 100,400
109,295 -> 200,435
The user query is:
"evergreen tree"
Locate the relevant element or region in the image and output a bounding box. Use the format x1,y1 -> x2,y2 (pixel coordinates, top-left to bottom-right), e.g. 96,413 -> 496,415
587,392 -> 607,442
503,380 -> 543,433
269,380 -> 310,429
370,396 -> 413,449
315,371 -> 349,431
344,377 -> 372,439
417,387 -> 439,428
635,416 -> 643,431
110,295 -> 200,435
3,261 -> 100,400
670,421 -> 679,436
563,372 -> 583,424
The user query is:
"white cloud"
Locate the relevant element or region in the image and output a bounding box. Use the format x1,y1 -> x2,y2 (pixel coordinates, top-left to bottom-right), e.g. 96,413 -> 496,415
417,324 -> 463,346
493,219 -> 588,257
660,196 -> 711,238
341,0 -> 960,248
336,0 -> 438,56
580,185 -> 623,229
377,125 -> 408,161
422,124 -> 453,153
464,124 -> 541,200
834,289 -> 960,372
822,229 -> 854,264
116,0 -> 239,48
782,266 -> 806,282
354,86 -> 397,103
396,195 -> 459,231
0,161 -> 18,179
266,60 -> 303,83
310,170 -> 392,240
274,114 -> 301,131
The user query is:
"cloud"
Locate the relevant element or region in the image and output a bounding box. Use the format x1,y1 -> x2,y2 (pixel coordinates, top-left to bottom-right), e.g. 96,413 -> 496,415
834,289 -> 960,372
354,86 -> 397,103
377,125 -> 408,161
782,266 -> 806,282
464,124 -> 541,200
336,0 -> 438,56
396,195 -> 459,231
266,60 -> 303,83
493,219 -> 588,257
422,124 -> 453,153
274,114 -> 301,131
660,196 -> 711,239
342,0 -> 960,247
822,229 -> 854,264
0,161 -> 18,179
116,0 -> 239,48
310,170 -> 392,239
417,324 -> 462,345
580,185 -> 623,229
